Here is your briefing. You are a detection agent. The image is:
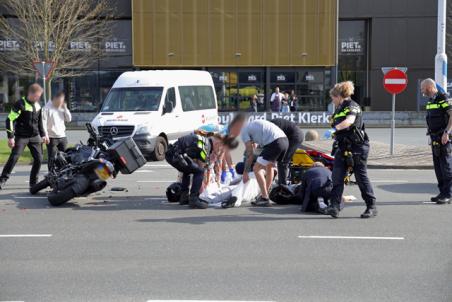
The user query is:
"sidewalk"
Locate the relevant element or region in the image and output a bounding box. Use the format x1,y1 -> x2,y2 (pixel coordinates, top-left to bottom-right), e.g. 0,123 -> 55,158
302,139 -> 433,169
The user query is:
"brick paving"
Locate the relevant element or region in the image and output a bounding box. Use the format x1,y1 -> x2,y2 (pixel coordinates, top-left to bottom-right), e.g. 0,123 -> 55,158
302,139 -> 433,169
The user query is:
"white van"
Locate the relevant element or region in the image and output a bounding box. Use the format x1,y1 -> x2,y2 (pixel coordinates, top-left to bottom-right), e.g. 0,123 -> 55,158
91,70 -> 218,160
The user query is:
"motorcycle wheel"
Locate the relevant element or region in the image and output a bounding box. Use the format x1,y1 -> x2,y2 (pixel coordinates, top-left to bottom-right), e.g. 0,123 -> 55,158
29,178 -> 50,195
48,187 -> 76,206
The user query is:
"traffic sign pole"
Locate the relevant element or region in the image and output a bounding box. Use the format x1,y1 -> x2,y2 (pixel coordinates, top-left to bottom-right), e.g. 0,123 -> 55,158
382,67 -> 408,156
391,93 -> 395,155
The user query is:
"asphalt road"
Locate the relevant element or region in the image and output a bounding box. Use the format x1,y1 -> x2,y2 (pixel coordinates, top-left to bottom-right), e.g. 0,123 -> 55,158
0,127 -> 429,147
1,162 -> 451,302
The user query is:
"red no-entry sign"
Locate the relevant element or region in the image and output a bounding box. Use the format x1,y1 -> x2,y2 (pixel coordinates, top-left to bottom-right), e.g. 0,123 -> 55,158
383,68 -> 408,94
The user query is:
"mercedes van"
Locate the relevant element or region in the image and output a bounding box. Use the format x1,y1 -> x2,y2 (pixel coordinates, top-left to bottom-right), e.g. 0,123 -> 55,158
91,70 -> 218,161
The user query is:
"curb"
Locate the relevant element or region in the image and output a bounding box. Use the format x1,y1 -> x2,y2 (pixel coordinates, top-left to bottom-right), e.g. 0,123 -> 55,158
367,164 -> 432,170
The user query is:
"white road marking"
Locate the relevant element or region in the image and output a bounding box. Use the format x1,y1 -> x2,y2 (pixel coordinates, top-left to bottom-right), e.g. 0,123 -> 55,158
144,197 -> 165,200
0,300 -> 25,302
298,235 -> 404,240
137,180 -> 174,183
371,180 -> 409,183
11,196 -> 46,199
144,164 -> 171,167
423,201 -> 437,204
136,170 -> 155,173
146,300 -> 276,302
0,234 -> 52,238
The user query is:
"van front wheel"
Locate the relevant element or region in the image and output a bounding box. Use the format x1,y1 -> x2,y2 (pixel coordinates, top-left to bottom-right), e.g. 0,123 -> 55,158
151,136 -> 167,161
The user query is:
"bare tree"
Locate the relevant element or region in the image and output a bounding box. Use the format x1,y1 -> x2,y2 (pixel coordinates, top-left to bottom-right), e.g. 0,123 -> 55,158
0,0 -> 114,86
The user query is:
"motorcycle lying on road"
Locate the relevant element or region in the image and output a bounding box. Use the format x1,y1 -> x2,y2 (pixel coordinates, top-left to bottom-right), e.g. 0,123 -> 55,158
30,123 -> 146,206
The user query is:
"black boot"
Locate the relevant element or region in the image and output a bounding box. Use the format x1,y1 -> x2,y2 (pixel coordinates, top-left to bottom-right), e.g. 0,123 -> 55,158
436,197 -> 451,205
430,194 -> 441,202
188,194 -> 209,209
179,190 -> 189,205
326,206 -> 340,218
221,196 -> 238,208
0,177 -> 6,190
361,206 -> 378,218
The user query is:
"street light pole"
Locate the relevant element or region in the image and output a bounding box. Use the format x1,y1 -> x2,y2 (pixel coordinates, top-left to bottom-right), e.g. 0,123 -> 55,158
435,0 -> 448,91
41,61 -> 47,104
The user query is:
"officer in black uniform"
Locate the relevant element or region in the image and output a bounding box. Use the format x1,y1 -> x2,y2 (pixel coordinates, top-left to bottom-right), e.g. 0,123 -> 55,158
422,78 -> 452,204
326,81 -> 377,218
271,118 -> 304,185
0,84 -> 49,190
165,133 -> 212,209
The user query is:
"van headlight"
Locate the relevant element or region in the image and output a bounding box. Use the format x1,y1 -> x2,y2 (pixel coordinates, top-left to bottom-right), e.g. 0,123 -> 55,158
135,125 -> 150,135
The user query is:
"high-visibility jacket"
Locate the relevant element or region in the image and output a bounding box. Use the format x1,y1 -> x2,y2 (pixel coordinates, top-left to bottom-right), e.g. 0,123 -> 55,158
426,93 -> 450,134
5,96 -> 45,139
331,99 -> 364,143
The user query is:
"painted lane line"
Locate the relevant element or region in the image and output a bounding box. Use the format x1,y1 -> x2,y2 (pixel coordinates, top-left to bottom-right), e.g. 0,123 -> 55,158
0,234 -> 52,238
146,300 -> 276,302
144,164 -> 171,167
136,170 -> 155,173
12,196 -> 46,199
144,197 -> 165,200
297,235 -> 404,240
137,180 -> 174,183
371,180 -> 409,183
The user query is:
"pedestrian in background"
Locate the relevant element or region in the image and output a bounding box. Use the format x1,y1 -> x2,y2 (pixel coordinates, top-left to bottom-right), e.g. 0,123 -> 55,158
0,83 -> 49,190
270,87 -> 283,112
422,78 -> 452,204
281,92 -> 290,112
42,91 -> 72,171
289,90 -> 298,111
250,94 -> 258,112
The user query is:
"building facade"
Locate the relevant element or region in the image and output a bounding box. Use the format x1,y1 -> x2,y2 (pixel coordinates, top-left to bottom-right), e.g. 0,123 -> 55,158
0,0 -> 449,114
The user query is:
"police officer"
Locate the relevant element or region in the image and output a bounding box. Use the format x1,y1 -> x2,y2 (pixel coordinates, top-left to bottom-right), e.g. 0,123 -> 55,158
422,78 -> 452,204
271,118 -> 304,185
0,84 -> 49,190
326,81 -> 377,218
165,133 -> 213,209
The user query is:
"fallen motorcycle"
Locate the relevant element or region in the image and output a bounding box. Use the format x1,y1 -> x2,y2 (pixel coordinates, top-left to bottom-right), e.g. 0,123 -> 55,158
30,123 -> 146,206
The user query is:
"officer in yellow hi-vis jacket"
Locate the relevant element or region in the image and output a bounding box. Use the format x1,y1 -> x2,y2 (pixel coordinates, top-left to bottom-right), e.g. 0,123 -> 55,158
165,133 -> 213,209
0,84 -> 49,191
326,81 -> 376,219
422,78 -> 452,205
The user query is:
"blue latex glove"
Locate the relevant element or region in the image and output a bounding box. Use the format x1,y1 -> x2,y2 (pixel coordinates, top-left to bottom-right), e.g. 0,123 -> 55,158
221,170 -> 227,182
323,128 -> 336,140
229,167 -> 236,178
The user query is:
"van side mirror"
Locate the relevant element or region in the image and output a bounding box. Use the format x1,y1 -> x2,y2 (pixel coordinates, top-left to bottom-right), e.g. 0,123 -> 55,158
163,101 -> 174,115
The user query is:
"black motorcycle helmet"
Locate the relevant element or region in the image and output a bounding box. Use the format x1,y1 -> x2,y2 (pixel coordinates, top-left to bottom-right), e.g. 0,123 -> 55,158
166,182 -> 183,203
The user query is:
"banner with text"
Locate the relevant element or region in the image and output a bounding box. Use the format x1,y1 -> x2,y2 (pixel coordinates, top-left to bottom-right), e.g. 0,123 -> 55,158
218,112 -> 331,125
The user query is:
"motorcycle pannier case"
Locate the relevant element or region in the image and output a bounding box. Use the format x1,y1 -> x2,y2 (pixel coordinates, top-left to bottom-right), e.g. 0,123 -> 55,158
109,138 -> 147,174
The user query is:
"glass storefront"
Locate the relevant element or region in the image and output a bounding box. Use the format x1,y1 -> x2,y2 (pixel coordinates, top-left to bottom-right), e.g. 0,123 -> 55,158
210,67 -> 332,112
338,20 -> 369,107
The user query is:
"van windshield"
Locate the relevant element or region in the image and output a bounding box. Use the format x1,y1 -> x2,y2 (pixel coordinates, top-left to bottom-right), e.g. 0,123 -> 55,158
101,87 -> 163,112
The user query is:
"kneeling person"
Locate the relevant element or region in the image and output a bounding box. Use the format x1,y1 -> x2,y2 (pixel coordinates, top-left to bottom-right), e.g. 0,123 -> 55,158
165,133 -> 212,209
229,117 -> 288,207
296,162 -> 337,214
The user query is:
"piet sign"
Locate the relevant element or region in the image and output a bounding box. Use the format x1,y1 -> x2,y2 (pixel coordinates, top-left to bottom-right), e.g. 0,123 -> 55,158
218,112 -> 331,125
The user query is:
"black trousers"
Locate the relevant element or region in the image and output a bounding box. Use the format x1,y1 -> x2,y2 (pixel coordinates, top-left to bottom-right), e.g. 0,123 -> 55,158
432,142 -> 452,198
165,145 -> 204,196
330,141 -> 376,208
47,137 -> 68,171
0,136 -> 43,185
277,135 -> 303,185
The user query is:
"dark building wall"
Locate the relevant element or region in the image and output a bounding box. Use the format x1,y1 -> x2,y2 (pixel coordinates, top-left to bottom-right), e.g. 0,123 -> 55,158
340,0 -> 439,111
